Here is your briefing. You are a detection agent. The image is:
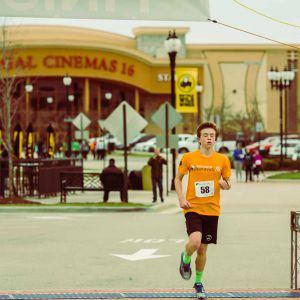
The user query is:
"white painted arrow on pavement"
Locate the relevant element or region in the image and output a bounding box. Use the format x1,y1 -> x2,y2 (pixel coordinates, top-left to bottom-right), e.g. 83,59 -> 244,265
110,249 -> 170,261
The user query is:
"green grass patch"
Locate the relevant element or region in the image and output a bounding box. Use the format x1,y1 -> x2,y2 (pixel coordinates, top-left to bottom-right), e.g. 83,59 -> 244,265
268,171 -> 300,180
47,202 -> 151,207
0,202 -> 152,208
112,150 -> 153,158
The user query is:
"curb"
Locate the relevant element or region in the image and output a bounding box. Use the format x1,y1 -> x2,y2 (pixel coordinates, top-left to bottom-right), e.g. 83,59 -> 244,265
0,206 -> 151,213
264,179 -> 300,183
0,203 -> 178,214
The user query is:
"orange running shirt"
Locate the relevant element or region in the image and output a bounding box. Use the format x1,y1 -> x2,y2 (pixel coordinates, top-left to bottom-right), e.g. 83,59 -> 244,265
178,151 -> 231,216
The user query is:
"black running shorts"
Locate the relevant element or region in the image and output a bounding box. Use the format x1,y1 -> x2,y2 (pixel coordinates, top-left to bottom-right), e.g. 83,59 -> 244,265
185,212 -> 219,244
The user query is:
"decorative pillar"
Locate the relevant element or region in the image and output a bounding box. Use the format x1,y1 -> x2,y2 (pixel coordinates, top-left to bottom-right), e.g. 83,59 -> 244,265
84,78 -> 90,114
97,86 -> 101,117
97,86 -> 101,136
134,88 -> 140,112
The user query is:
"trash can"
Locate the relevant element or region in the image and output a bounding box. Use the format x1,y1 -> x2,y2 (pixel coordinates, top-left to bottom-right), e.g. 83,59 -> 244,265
129,170 -> 143,190
108,142 -> 115,153
141,165 -> 152,190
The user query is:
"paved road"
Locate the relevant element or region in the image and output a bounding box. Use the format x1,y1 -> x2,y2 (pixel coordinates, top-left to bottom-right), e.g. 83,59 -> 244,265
1,179 -> 300,294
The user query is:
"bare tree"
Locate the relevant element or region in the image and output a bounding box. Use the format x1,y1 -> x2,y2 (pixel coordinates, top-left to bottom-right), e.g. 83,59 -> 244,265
0,25 -> 23,197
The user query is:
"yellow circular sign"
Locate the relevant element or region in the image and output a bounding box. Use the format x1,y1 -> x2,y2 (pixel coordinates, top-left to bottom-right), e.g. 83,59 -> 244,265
177,73 -> 196,93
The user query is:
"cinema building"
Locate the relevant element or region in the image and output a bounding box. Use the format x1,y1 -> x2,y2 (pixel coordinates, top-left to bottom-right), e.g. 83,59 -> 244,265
1,25 -> 299,143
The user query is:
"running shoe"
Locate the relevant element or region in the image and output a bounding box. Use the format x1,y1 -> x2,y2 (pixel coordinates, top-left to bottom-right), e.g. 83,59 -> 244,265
179,252 -> 192,280
193,282 -> 206,299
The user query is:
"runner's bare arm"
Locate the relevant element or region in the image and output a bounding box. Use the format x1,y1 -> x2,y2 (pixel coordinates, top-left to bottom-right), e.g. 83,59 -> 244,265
174,172 -> 191,209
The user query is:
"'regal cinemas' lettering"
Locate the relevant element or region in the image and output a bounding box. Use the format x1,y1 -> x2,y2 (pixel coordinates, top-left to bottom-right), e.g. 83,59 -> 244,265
42,55 -> 133,76
0,55 -> 37,69
0,54 -> 135,77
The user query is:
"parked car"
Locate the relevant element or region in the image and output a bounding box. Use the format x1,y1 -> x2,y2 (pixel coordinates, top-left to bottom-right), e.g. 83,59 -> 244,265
116,133 -> 155,150
159,133 -> 195,153
292,144 -> 300,161
178,135 -> 198,153
129,134 -> 155,149
269,139 -> 300,158
177,136 -> 236,154
214,140 -> 236,153
132,137 -> 157,152
249,135 -> 300,155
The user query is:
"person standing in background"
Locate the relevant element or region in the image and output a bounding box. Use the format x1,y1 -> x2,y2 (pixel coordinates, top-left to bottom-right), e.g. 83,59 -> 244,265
243,148 -> 254,183
232,142 -> 244,182
253,149 -> 263,182
148,148 -> 167,203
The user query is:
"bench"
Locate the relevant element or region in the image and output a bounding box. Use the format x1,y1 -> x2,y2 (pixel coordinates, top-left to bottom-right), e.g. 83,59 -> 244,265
60,171 -> 124,203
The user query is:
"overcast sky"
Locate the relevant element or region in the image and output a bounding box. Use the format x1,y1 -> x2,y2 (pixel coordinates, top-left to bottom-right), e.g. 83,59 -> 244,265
2,0 -> 300,45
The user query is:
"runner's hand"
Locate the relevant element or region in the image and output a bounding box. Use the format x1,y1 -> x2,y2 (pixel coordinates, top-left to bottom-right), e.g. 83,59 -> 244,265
219,179 -> 230,190
179,197 -> 191,209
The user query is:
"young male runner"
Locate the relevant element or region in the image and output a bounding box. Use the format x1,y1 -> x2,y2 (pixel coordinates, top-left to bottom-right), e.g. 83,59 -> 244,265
174,122 -> 231,300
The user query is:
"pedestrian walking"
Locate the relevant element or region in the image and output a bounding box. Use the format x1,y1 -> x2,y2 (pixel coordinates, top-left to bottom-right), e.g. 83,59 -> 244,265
96,138 -> 106,160
243,148 -> 254,183
148,148 -> 167,203
174,122 -> 231,300
233,142 -> 244,182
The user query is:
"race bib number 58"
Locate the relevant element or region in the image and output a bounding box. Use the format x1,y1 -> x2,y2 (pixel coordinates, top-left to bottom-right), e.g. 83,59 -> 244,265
195,181 -> 215,198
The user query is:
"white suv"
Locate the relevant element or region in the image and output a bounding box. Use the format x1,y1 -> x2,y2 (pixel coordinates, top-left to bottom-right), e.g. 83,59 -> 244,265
178,137 -> 236,154
178,135 -> 199,153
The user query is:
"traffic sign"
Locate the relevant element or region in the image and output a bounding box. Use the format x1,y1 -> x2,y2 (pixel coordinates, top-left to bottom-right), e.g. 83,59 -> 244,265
151,102 -> 182,131
101,101 -> 147,144
256,122 -> 264,133
75,130 -> 89,140
156,134 -> 178,149
72,112 -> 91,130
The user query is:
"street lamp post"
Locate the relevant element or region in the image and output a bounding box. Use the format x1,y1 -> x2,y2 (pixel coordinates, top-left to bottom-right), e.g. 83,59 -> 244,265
196,85 -> 203,126
25,82 -> 33,127
63,74 -> 72,157
268,66 -> 295,166
164,30 -> 181,190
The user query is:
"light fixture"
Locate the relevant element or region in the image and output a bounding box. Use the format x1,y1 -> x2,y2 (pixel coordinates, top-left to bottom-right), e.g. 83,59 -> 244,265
25,83 -> 33,93
164,30 -> 182,54
68,94 -> 75,102
63,74 -> 72,86
105,92 -> 112,100
47,96 -> 53,104
196,85 -> 203,93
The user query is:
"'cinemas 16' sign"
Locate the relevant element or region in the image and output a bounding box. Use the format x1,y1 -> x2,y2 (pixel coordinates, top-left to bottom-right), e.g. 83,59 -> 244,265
0,54 -> 135,77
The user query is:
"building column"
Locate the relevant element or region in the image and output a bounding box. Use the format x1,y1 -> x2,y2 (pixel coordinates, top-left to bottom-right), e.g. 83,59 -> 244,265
97,86 -> 101,136
84,78 -> 90,114
25,78 -> 30,127
97,86 -> 101,118
134,88 -> 140,112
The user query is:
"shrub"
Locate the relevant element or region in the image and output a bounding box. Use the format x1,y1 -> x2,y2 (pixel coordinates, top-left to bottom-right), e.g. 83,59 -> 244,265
263,158 -> 300,171
263,159 -> 279,170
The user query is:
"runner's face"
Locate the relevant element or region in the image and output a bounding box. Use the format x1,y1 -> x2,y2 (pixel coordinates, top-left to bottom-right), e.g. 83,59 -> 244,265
199,128 -> 216,149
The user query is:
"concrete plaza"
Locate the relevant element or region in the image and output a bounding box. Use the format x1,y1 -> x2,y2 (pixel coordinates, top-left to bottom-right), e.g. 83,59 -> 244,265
0,155 -> 299,299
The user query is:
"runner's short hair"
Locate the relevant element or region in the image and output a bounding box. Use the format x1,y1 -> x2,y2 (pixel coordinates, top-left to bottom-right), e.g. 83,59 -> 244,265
196,122 -> 218,139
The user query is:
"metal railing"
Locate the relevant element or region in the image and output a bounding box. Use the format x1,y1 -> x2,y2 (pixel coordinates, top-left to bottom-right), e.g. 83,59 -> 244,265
291,211 -> 300,289
0,158 -> 83,198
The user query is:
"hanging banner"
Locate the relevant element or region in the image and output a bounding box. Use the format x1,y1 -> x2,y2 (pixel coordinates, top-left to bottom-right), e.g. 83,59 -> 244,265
13,124 -> 23,159
0,0 -> 210,21
47,125 -> 55,158
175,68 -> 198,113
26,123 -> 34,159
